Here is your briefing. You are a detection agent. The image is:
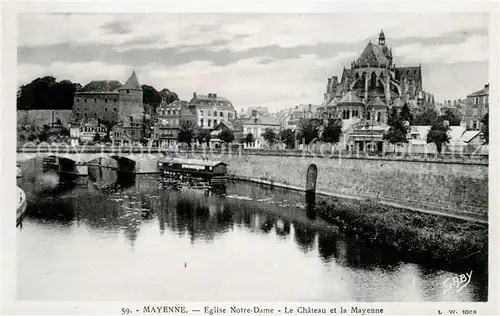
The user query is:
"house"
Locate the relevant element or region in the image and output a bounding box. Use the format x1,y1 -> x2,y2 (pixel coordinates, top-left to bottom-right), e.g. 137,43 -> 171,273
69,118 -> 107,146
209,121 -> 243,148
464,84 -> 489,130
189,92 -> 236,129
242,115 -> 281,149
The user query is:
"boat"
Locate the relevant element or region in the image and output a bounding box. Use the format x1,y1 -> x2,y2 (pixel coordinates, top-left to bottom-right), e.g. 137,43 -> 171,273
158,158 -> 228,184
17,186 -> 27,227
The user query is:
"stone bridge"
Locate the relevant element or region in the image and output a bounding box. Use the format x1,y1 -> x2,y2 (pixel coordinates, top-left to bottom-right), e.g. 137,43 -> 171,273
17,146 -> 163,176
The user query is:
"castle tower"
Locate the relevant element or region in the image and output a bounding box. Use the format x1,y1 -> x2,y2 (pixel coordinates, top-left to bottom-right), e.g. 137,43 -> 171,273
118,71 -> 144,122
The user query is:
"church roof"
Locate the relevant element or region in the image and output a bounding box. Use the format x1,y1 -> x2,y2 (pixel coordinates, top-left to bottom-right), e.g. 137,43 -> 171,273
367,97 -> 387,108
326,98 -> 338,108
356,42 -> 390,67
120,71 -> 142,90
338,91 -> 363,104
468,85 -> 489,97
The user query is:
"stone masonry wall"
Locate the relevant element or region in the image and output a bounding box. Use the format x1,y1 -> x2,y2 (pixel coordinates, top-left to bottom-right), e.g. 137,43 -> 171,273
176,151 -> 488,219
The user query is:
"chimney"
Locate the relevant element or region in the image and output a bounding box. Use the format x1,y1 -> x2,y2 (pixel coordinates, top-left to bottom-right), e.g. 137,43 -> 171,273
193,92 -> 197,98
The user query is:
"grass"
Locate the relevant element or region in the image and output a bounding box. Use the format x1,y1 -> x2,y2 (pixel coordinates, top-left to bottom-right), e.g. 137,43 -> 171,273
315,198 -> 488,272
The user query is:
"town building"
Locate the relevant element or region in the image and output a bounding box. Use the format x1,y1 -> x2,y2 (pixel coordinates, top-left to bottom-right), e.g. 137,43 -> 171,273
69,118 -> 107,146
153,99 -> 197,148
318,30 -> 435,151
464,84 -> 489,130
239,106 -> 269,118
242,115 -> 281,149
189,92 -> 236,130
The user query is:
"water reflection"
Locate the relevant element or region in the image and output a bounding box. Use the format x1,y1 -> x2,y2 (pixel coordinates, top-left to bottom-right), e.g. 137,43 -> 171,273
16,165 -> 488,302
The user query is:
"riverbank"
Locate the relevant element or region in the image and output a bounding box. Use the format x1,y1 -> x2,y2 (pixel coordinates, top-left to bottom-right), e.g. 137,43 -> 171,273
315,198 -> 488,272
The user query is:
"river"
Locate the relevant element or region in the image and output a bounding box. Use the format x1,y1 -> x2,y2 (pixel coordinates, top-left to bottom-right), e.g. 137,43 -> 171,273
16,159 -> 487,301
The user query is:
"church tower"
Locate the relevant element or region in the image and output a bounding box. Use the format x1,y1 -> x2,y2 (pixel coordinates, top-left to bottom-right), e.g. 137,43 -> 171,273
379,30 -> 385,45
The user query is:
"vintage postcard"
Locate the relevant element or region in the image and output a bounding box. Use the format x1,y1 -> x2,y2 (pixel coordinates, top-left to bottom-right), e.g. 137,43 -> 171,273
1,1 -> 499,315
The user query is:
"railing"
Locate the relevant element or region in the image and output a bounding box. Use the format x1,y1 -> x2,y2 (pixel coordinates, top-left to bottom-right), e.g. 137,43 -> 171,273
16,143 -> 489,163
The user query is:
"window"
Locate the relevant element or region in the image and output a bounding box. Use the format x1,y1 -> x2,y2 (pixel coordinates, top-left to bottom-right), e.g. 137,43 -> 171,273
105,108 -> 107,112
208,111 -> 211,116
84,113 -> 87,117
200,110 -> 204,116
208,119 -> 211,127
105,99 -> 108,103
200,119 -> 204,127
114,99 -> 117,102
228,113 -> 233,119
473,121 -> 478,129
84,99 -> 87,103
94,99 -> 97,102
377,112 -> 381,122
220,112 -> 223,117
173,110 -> 176,115
114,108 -> 117,112
214,111 -> 217,117
127,90 -> 130,94
94,113 -> 97,117
475,97 -> 479,104
76,99 -> 79,102
214,120 -> 217,126
473,108 -> 478,116
367,111 -> 371,120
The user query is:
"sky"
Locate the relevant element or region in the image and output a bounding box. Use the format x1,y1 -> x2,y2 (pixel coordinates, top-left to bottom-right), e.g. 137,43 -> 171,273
18,13 -> 489,111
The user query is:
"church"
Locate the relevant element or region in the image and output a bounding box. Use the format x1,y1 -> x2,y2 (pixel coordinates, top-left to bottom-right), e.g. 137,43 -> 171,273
319,30 -> 435,151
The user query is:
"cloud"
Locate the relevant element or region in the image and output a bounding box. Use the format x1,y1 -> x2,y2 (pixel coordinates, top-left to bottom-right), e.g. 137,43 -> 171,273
395,35 -> 488,65
101,21 -> 132,35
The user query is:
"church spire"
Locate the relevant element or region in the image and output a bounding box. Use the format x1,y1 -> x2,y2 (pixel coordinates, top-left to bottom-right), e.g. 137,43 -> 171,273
379,29 -> 386,45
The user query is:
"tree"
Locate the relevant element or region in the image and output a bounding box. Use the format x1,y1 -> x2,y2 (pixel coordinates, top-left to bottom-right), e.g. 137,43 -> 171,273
218,129 -> 235,144
159,88 -> 179,105
280,128 -> 296,149
93,132 -> 101,142
481,112 -> 489,144
400,103 -> 414,125
243,133 -> 255,146
142,85 -> 163,108
321,119 -> 342,144
384,107 -> 408,148
196,128 -> 211,146
296,119 -> 320,145
438,109 -> 461,126
427,121 -> 450,153
262,128 -> 277,146
27,133 -> 37,141
17,76 -> 80,110
414,108 -> 438,126
177,120 -> 195,147
98,119 -> 118,142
